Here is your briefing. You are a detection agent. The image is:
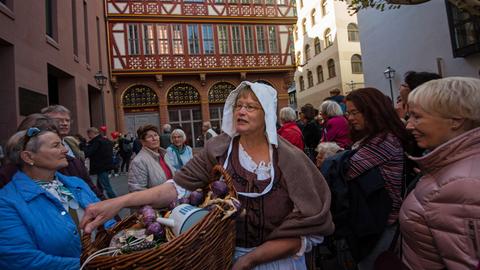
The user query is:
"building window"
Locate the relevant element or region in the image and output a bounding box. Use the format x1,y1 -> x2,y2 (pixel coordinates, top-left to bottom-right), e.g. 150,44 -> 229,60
127,24 -> 140,55
157,24 -> 169,54
302,19 -> 307,34
304,44 -> 310,60
167,83 -> 201,105
172,24 -> 184,54
299,76 -> 305,91
327,59 -> 336,78
256,25 -> 266,53
143,24 -> 155,55
71,0 -> 78,56
122,85 -> 159,107
277,0 -> 286,5
202,24 -> 215,54
266,0 -> 274,4
321,0 -> 327,16
208,82 -> 235,103
218,25 -> 229,54
316,65 -> 324,83
231,25 -> 243,54
83,0 -> 89,63
347,23 -> 359,42
244,25 -> 255,54
307,70 -> 313,88
187,24 -> 200,54
314,37 -> 321,54
351,54 -> 363,74
296,51 -> 301,65
446,2 -> 480,57
45,0 -> 57,39
311,9 -> 316,26
268,26 -> 278,53
324,28 -> 333,48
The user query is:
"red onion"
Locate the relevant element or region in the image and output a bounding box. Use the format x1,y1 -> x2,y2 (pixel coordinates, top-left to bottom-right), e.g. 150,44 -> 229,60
146,222 -> 164,238
211,181 -> 228,198
189,190 -> 204,206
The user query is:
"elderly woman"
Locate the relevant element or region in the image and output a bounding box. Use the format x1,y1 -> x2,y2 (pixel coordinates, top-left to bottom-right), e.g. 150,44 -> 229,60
277,107 -> 304,150
128,125 -> 176,192
166,129 -> 193,170
319,100 -> 351,149
400,77 -> 480,270
343,88 -> 410,269
0,127 -> 115,270
81,81 -> 334,269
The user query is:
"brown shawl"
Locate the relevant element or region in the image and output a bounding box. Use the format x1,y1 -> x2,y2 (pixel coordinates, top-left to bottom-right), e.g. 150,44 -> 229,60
174,133 -> 334,239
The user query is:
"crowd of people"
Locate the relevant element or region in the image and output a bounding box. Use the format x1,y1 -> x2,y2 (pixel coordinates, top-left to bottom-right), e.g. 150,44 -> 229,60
0,75 -> 479,270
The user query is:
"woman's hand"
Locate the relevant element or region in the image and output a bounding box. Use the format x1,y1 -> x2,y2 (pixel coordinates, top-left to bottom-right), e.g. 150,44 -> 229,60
231,255 -> 254,270
316,152 -> 325,168
80,197 -> 125,233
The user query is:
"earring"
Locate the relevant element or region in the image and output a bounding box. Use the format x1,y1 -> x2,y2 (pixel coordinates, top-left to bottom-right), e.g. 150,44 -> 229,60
29,162 -> 34,166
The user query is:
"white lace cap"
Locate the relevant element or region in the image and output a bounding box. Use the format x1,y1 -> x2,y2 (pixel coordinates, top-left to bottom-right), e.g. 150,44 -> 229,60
221,81 -> 278,147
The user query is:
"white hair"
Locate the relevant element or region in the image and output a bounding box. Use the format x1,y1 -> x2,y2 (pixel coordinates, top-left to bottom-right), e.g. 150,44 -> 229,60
319,100 -> 343,118
279,107 -> 297,123
170,129 -> 187,143
408,77 -> 480,127
316,142 -> 343,159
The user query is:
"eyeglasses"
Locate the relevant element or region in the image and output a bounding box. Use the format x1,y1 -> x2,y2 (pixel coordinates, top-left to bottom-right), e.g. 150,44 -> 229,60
23,127 -> 41,149
233,103 -> 262,112
345,110 -> 361,118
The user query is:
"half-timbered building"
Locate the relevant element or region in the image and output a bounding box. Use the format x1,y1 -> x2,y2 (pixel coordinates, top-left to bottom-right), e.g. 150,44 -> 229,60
106,0 -> 296,147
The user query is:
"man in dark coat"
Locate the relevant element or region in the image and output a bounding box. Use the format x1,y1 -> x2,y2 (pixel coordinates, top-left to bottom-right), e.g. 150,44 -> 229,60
85,127 -> 116,198
160,124 -> 172,149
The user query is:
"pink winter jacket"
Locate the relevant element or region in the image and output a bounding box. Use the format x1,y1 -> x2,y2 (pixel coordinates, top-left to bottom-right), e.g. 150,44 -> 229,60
399,127 -> 480,270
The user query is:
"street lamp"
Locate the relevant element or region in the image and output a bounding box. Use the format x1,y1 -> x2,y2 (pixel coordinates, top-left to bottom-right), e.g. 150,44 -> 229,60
383,66 -> 395,105
94,71 -> 108,125
94,71 -> 108,90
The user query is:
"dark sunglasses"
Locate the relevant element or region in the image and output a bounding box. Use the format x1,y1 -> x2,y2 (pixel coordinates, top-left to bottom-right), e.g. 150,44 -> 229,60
23,127 -> 41,150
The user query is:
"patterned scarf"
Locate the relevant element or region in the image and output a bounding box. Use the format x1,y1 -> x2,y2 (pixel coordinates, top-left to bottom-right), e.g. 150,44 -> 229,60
171,145 -> 186,168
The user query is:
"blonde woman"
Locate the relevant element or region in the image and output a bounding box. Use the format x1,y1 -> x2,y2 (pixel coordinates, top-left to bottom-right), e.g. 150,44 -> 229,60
400,77 -> 480,270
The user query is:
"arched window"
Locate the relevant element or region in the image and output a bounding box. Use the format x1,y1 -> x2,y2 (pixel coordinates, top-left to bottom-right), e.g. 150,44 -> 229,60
208,82 -> 235,103
122,85 -> 159,108
299,76 -> 305,91
351,54 -> 363,74
314,37 -> 321,55
324,28 -> 333,48
296,51 -> 301,65
347,23 -> 359,42
304,44 -> 311,61
311,9 -> 316,26
255,80 -> 274,87
307,70 -> 314,88
327,59 -> 336,78
302,19 -> 307,35
316,65 -> 324,83
321,0 -> 328,16
167,83 -> 200,105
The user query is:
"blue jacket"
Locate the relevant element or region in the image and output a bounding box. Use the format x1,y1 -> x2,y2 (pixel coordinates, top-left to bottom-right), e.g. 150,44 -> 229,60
0,171 -> 116,270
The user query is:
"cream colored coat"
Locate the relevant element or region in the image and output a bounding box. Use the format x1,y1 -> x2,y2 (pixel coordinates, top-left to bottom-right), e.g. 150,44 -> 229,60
399,127 -> 480,270
128,147 -> 176,192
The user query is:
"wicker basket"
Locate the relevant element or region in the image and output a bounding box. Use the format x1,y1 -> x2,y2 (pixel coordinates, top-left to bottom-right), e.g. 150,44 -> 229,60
81,165 -> 237,270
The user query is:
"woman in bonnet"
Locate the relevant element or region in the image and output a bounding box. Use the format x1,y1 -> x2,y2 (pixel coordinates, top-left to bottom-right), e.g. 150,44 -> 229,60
81,81 -> 334,269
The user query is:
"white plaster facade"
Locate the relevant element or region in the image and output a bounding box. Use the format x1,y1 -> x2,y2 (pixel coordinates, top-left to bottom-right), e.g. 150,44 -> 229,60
357,0 -> 480,100
294,0 -> 364,109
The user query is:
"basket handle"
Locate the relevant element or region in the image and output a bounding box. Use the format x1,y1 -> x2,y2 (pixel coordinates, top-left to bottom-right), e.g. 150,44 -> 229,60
211,164 -> 237,198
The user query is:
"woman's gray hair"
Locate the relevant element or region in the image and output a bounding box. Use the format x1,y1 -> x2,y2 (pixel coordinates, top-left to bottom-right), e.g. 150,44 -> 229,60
408,77 -> 480,127
6,129 -> 55,166
316,142 -> 343,158
279,107 -> 297,123
170,129 -> 187,143
319,100 -> 344,118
